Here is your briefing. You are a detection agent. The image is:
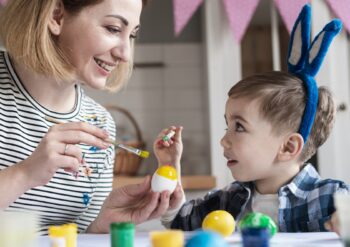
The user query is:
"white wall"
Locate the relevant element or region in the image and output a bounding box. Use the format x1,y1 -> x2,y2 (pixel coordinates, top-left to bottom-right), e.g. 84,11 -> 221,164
311,1 -> 350,184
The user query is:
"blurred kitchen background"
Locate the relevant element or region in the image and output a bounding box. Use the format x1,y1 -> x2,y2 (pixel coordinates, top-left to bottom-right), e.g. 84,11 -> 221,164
86,0 -> 350,191
1,0 -> 350,230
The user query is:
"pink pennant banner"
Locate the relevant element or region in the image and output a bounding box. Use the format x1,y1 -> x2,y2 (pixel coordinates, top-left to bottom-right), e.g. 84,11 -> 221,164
326,0 -> 350,34
0,0 -> 7,6
223,0 -> 260,43
173,0 -> 204,36
274,0 -> 309,33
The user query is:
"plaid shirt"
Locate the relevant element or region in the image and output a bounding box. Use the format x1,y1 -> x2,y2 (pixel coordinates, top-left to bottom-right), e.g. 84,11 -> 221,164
171,164 -> 349,232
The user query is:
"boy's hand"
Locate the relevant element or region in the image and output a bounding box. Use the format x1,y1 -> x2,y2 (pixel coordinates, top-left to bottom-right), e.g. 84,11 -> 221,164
153,126 -> 183,168
324,212 -> 340,235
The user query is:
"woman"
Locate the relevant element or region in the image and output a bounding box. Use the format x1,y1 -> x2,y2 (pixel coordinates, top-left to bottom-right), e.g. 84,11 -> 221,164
0,0 -> 173,234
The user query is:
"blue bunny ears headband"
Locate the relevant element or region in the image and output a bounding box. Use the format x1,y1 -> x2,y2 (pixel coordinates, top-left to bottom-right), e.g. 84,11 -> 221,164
287,4 -> 342,143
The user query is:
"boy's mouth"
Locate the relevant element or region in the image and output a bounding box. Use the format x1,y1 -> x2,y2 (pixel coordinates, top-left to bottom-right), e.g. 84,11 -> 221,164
227,159 -> 238,167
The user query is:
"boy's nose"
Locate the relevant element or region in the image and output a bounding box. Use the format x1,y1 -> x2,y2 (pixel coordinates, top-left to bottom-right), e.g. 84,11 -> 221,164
220,135 -> 230,149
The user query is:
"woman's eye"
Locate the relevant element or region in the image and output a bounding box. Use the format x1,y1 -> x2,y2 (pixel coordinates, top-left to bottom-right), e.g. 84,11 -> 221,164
235,122 -> 245,132
106,26 -> 120,34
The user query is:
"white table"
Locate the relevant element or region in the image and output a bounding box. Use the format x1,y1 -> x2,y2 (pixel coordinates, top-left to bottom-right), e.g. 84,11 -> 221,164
36,232 -> 344,247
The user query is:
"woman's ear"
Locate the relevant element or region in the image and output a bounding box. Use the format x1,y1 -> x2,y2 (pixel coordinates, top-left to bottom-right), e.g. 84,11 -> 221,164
48,0 -> 64,36
278,133 -> 304,162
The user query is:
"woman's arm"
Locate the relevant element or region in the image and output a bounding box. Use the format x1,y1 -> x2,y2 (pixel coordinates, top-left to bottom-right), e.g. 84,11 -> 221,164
0,162 -> 32,209
0,121 -> 109,209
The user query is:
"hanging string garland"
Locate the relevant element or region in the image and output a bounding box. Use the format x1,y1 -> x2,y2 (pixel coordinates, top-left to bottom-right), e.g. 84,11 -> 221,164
172,0 -> 350,42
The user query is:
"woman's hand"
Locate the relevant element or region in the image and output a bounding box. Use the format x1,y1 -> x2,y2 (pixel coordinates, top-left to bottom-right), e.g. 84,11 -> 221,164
153,126 -> 183,168
88,176 -> 172,233
20,121 -> 110,188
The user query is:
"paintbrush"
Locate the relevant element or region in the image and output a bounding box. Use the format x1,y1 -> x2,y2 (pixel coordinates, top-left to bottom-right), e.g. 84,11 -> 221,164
44,116 -> 149,159
108,139 -> 149,158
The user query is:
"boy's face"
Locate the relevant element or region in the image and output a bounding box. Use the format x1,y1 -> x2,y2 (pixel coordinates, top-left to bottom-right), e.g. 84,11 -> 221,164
221,97 -> 285,182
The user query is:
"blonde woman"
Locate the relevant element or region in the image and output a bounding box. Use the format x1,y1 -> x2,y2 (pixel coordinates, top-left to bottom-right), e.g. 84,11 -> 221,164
0,0 -> 172,234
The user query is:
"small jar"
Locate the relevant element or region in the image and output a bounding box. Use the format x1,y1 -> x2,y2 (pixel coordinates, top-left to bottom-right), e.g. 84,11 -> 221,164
110,222 -> 135,247
62,223 -> 77,247
48,226 -> 66,247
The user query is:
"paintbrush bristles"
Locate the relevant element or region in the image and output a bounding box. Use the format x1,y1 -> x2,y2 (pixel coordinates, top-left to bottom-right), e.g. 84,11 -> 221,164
139,150 -> 150,158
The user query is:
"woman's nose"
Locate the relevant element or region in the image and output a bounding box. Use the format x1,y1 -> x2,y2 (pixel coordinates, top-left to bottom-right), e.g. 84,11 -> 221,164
112,38 -> 131,63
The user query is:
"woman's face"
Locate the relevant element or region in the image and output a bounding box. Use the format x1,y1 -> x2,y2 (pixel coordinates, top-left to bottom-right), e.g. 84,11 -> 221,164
57,0 -> 142,89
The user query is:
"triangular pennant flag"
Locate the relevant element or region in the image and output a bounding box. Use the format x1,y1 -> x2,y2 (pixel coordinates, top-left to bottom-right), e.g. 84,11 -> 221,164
326,0 -> 350,34
0,0 -> 8,6
173,0 -> 203,36
223,0 -> 260,43
274,0 -> 309,33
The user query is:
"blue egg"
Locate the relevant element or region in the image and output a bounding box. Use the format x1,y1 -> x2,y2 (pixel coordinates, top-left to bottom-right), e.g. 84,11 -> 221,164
185,231 -> 229,247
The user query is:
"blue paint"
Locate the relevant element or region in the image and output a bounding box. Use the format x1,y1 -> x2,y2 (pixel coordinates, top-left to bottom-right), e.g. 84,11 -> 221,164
89,146 -> 101,152
241,227 -> 269,247
83,193 -> 90,206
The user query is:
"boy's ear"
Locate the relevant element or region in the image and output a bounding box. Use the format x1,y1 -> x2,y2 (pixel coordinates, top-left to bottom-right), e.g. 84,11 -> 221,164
278,133 -> 304,162
48,0 -> 65,36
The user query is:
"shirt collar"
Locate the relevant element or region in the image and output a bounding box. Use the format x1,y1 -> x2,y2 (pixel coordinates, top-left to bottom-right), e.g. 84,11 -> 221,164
279,164 -> 321,199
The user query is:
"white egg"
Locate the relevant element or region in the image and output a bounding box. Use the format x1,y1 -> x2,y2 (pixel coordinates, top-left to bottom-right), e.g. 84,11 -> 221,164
151,173 -> 177,193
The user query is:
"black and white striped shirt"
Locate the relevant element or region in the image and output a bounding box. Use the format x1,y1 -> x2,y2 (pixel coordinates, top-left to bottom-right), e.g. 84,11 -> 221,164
0,50 -> 116,235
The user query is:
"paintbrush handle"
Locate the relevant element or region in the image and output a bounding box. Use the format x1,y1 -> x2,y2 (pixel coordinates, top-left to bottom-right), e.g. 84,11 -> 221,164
116,143 -> 141,156
106,139 -> 141,156
45,117 -> 144,157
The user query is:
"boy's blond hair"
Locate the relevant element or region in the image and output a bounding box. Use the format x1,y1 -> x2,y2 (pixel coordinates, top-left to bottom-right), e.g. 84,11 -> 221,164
228,71 -> 335,162
0,0 -> 147,92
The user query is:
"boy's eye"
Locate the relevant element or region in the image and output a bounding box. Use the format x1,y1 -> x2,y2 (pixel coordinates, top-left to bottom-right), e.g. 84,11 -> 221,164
130,33 -> 138,39
235,122 -> 245,132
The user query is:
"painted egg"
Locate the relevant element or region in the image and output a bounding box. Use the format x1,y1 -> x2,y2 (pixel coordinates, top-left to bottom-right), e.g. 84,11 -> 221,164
150,230 -> 184,247
185,231 -> 229,247
202,210 -> 235,237
151,165 -> 177,193
238,212 -> 277,237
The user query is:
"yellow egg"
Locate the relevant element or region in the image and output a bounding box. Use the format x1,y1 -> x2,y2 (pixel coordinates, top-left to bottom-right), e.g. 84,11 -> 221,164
151,165 -> 178,193
156,165 -> 177,180
202,210 -> 235,237
150,230 -> 184,247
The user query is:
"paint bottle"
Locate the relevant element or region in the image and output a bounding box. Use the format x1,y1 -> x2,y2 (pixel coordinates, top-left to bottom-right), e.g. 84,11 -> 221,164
63,223 -> 77,247
49,223 -> 77,247
110,222 -> 135,247
49,226 -> 66,247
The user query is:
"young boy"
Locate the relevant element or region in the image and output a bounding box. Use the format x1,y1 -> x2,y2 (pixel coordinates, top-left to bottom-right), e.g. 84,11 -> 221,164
154,71 -> 349,232
153,4 -> 349,233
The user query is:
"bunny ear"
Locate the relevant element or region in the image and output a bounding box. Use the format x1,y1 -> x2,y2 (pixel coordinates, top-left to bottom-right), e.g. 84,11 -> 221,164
304,19 -> 342,77
287,5 -> 311,74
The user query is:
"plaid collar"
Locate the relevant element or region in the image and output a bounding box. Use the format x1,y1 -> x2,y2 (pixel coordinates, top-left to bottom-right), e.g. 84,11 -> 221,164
279,164 -> 321,200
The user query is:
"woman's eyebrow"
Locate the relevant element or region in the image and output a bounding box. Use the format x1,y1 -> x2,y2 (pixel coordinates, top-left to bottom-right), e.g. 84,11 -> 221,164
105,14 -> 129,25
105,14 -> 141,30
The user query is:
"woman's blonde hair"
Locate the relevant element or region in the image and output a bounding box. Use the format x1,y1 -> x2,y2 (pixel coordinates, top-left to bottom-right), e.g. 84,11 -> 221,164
228,71 -> 336,163
0,0 -> 148,92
